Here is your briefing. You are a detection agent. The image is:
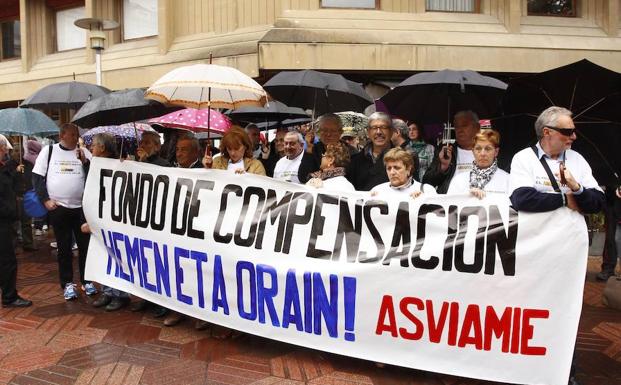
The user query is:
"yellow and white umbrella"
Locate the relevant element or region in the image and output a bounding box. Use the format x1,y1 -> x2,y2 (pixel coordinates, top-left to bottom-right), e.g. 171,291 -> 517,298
145,64 -> 267,109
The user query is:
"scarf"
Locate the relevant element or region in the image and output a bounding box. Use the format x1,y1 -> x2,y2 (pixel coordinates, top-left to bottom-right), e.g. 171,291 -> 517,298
390,177 -> 413,191
469,159 -> 498,190
309,167 -> 347,181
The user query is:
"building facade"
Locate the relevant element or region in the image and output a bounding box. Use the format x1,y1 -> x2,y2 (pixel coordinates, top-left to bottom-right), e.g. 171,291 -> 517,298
0,0 -> 619,105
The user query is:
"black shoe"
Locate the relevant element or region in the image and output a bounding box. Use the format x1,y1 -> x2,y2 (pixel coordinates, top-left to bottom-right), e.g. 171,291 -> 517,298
105,298 -> 129,312
152,305 -> 169,318
596,270 -> 615,281
568,376 -> 580,385
92,294 -> 112,308
130,299 -> 148,312
3,297 -> 33,307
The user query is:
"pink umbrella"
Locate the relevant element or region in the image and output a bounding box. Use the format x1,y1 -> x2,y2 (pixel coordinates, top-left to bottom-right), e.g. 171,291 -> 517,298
149,108 -> 231,135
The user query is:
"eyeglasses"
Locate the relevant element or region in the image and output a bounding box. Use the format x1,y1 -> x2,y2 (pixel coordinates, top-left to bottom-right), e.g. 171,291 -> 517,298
369,125 -> 390,131
546,126 -> 576,137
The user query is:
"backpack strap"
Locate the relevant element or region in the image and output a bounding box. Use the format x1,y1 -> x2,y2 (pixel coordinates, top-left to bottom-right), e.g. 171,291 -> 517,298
530,145 -> 561,193
45,144 -> 53,180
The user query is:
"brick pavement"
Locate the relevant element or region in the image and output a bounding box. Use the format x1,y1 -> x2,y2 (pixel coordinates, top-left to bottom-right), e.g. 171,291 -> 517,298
1,233 -> 620,385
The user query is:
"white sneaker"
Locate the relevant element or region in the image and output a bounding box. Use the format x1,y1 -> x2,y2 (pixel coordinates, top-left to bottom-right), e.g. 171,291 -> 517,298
34,229 -> 43,236
71,244 -> 78,251
63,283 -> 78,300
50,241 -> 57,248
42,225 -> 48,231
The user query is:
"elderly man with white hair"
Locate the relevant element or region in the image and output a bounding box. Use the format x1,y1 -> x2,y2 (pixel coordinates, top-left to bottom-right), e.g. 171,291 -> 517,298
508,106 -> 604,385
273,131 -> 305,183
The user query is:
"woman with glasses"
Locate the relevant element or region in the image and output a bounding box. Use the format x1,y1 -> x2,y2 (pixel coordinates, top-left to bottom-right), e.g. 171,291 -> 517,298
447,129 -> 509,198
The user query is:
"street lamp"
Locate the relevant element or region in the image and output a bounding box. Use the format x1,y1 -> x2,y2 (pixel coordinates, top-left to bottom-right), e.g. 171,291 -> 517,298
74,18 -> 120,86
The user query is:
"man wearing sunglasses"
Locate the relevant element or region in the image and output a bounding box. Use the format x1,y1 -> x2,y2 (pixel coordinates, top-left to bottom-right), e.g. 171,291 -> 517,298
508,106 -> 604,385
509,106 -> 604,213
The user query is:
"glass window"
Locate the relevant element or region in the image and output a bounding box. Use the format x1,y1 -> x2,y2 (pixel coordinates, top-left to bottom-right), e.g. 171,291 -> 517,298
321,0 -> 377,9
56,6 -> 86,51
527,0 -> 577,17
123,0 -> 158,40
1,20 -> 20,60
426,0 -> 478,12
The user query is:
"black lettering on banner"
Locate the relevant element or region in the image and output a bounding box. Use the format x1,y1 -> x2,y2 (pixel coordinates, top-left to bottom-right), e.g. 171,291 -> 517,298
454,206 -> 487,274
485,207 -> 518,276
150,175 -> 169,231
282,192 -> 314,254
359,200 -> 388,263
214,184 -> 243,243
234,186 -> 266,246
382,201 -> 411,267
135,173 -> 153,229
442,205 -> 459,271
99,169 -> 113,219
411,204 -> 445,269
332,197 -> 363,262
187,180 -> 215,239
307,193 -> 338,259
110,171 -> 127,222
122,172 -> 140,226
171,178 -> 194,236
255,189 -> 293,252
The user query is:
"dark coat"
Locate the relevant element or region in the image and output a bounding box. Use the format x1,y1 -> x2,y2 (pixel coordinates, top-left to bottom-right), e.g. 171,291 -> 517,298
422,143 -> 456,194
346,144 -> 391,191
298,141 -> 358,184
144,153 -> 171,167
0,162 -> 17,222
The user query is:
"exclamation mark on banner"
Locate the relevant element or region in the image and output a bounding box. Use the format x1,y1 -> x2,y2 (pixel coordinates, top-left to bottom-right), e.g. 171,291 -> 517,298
343,277 -> 357,342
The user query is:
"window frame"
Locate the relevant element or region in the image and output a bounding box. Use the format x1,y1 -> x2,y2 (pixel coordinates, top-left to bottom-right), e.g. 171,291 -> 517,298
526,0 -> 578,17
320,0 -> 380,10
120,0 -> 158,42
0,19 -> 21,61
425,0 -> 481,13
53,5 -> 87,52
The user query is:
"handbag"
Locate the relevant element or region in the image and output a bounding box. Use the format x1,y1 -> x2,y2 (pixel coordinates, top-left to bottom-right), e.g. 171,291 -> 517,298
23,144 -> 53,218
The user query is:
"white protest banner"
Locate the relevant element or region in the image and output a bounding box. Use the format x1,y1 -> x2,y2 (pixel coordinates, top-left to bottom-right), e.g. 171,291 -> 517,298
83,158 -> 588,385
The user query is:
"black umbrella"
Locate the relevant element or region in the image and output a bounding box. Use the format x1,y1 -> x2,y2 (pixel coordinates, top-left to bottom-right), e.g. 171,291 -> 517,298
380,69 -> 507,124
263,70 -> 373,116
254,117 -> 312,130
21,81 -> 110,110
71,88 -> 179,128
496,59 -> 621,185
226,100 -> 309,124
502,59 -> 621,124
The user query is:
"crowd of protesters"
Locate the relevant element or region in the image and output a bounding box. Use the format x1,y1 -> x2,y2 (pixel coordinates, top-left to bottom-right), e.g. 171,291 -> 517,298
0,106 -> 613,385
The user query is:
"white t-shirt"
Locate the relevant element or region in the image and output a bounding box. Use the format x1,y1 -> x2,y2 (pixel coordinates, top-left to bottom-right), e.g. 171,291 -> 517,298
455,147 -> 475,176
509,143 -> 602,195
226,158 -> 244,172
32,144 -> 92,208
273,151 -> 304,184
370,180 -> 436,200
447,168 -> 510,195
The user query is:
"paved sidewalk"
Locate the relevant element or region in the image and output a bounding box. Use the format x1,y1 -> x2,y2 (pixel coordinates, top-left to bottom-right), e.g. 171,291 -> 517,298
1,236 -> 620,385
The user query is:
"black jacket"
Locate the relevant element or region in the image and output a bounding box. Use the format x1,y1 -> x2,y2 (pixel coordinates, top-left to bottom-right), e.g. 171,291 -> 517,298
422,143 -> 456,194
346,144 -> 391,191
144,153 -> 171,167
0,162 -> 17,222
298,141 -> 358,183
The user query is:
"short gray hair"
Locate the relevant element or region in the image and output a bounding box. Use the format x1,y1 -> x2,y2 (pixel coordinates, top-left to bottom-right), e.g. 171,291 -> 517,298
140,131 -> 161,145
177,134 -> 200,153
534,106 -> 573,139
453,110 -> 480,127
285,131 -> 304,144
318,113 -> 343,130
392,119 -> 408,139
368,112 -> 392,129
92,133 -> 118,158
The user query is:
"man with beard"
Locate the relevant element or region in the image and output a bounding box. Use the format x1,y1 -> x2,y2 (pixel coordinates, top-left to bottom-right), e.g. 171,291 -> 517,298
347,112 -> 395,191
423,110 -> 480,193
